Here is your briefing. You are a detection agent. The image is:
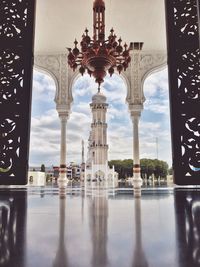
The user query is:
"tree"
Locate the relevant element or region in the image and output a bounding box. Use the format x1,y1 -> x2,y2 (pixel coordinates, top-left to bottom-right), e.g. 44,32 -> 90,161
108,159 -> 133,179
141,159 -> 155,179
40,164 -> 45,172
108,158 -> 169,180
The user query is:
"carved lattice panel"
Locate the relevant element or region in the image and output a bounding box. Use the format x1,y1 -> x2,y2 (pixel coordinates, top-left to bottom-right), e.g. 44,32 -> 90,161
165,0 -> 200,184
0,1 -> 36,184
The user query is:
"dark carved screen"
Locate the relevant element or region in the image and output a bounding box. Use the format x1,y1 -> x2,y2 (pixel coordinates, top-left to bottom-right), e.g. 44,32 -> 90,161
165,0 -> 200,184
0,1 -> 36,184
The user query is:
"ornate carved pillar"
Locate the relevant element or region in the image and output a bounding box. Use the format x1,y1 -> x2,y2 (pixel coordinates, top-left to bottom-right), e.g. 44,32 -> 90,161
125,49 -> 144,197
125,50 -> 167,196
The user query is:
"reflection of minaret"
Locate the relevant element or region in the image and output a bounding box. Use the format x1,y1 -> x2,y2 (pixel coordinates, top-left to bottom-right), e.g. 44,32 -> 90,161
89,194 -> 109,267
53,187 -> 68,267
132,198 -> 148,267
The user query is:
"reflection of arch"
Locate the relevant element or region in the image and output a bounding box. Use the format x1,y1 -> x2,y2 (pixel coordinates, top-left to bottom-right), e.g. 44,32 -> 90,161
34,66 -> 59,102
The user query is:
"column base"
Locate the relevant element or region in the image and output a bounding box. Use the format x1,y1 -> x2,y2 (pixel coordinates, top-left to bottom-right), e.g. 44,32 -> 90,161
57,177 -> 68,185
58,174 -> 68,183
58,164 -> 68,183
58,178 -> 68,198
132,177 -> 143,198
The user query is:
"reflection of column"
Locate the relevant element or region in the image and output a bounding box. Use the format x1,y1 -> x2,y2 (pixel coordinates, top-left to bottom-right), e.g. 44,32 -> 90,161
132,198 -> 148,267
89,194 -> 108,267
130,110 -> 143,197
58,112 -> 69,182
53,186 -> 68,267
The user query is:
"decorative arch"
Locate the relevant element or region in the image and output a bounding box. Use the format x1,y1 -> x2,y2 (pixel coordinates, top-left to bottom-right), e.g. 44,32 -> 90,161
141,62 -> 167,93
68,68 -> 131,105
119,72 -> 131,103
34,65 -> 59,103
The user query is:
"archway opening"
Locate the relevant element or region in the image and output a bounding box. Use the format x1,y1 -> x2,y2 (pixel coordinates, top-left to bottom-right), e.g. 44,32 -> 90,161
141,67 -> 172,183
29,69 -> 59,171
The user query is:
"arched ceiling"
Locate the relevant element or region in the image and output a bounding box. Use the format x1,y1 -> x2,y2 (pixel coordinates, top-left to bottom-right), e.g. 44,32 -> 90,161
34,0 -> 167,55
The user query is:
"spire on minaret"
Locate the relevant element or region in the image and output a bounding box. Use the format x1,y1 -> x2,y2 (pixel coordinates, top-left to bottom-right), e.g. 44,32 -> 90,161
98,84 -> 101,93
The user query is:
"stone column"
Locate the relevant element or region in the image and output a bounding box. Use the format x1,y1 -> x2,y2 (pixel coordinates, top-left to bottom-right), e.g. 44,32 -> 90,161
58,111 -> 69,183
130,110 -> 143,197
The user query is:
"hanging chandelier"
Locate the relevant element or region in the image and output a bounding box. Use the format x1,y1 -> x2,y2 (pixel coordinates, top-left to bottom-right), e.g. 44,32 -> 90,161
67,0 -> 143,87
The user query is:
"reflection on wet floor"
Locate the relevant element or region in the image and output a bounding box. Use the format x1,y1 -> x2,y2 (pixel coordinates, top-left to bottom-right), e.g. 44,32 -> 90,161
0,188 -> 200,267
0,191 -> 26,267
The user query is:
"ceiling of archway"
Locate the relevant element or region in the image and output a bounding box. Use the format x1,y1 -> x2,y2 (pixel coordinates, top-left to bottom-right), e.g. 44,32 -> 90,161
35,0 -> 167,55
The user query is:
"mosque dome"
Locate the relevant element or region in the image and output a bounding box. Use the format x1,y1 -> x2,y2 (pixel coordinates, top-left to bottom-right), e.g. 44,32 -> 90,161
92,91 -> 106,103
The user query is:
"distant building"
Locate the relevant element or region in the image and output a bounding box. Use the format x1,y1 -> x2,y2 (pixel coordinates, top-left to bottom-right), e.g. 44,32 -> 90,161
53,164 -> 82,180
69,163 -> 81,180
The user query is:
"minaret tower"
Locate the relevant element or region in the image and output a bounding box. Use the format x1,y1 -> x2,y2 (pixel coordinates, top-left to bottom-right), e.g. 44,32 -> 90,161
81,139 -> 85,164
90,90 -> 108,165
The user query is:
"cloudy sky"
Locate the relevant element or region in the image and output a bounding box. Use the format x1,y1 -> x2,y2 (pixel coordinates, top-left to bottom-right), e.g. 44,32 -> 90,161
29,68 -> 172,167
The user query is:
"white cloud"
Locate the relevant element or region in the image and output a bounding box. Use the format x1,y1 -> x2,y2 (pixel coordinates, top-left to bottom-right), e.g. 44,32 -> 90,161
144,98 -> 169,115
144,68 -> 169,98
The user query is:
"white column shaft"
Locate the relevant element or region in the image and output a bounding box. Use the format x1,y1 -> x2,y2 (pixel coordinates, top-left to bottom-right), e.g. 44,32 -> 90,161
131,113 -> 143,197
60,117 -> 67,164
59,115 -> 68,182
133,116 -> 140,176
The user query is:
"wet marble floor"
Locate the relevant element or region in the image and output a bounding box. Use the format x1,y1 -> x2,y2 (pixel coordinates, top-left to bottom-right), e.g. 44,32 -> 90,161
0,187 -> 200,267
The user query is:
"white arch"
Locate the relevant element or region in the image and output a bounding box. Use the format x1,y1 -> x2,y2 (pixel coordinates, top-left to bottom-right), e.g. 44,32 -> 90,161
34,65 -> 59,103
120,72 -> 131,103
68,70 -> 131,104
141,62 -> 167,102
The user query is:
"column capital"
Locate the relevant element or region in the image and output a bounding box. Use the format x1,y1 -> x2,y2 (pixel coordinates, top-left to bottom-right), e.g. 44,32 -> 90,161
57,104 -> 70,120
130,111 -> 141,119
129,104 -> 143,119
58,111 -> 69,121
